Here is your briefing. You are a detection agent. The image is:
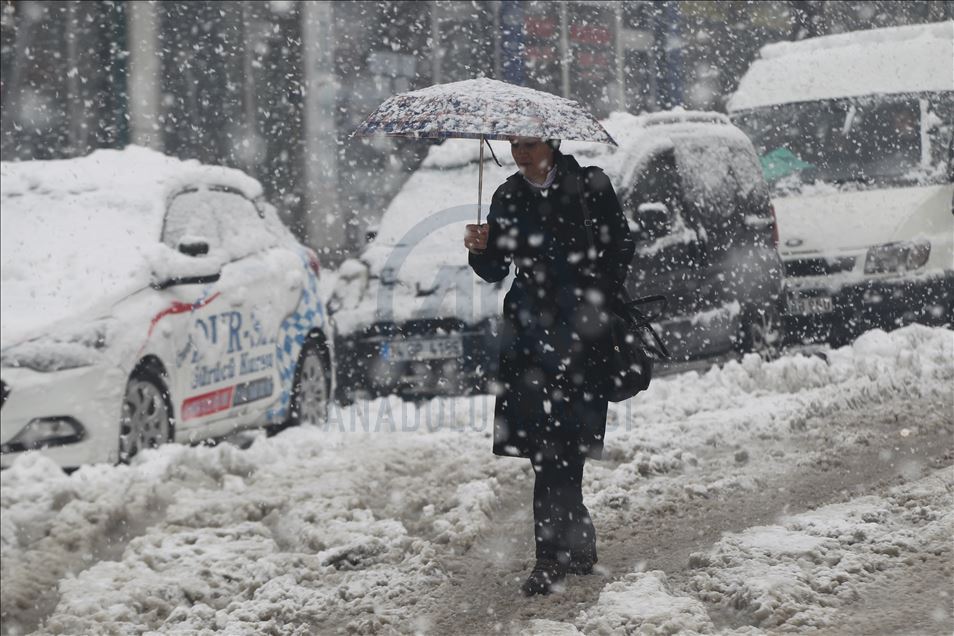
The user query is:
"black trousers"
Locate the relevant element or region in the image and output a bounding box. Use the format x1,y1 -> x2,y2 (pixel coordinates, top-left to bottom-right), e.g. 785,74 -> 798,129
531,454 -> 596,564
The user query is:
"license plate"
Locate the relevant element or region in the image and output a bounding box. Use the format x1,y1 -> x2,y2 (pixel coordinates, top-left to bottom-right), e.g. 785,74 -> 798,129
788,295 -> 834,315
381,336 -> 464,361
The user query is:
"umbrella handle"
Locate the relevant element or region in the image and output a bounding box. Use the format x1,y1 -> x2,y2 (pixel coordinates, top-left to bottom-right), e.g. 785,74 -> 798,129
477,135 -> 484,226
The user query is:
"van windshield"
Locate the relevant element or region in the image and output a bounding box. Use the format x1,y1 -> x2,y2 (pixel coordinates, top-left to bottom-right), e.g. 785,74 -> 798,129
734,94 -> 953,196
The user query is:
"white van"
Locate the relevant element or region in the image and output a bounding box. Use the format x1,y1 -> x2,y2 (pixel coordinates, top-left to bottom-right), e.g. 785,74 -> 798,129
728,21 -> 953,345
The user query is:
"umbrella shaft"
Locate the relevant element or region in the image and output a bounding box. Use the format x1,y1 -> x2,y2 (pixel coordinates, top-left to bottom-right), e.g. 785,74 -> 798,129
477,136 -> 484,225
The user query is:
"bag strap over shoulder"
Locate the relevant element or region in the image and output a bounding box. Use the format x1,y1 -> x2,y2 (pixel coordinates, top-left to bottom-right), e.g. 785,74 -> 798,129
575,171 -> 597,257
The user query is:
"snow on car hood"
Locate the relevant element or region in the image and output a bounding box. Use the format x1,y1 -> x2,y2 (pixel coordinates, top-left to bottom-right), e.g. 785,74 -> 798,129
773,184 -> 953,256
0,146 -> 262,346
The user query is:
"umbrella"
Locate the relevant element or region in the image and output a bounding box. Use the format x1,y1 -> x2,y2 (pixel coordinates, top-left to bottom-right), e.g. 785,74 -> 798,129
352,78 -> 616,224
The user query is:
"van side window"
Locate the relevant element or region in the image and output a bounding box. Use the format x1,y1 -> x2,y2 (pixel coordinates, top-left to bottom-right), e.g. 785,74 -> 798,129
628,150 -> 682,242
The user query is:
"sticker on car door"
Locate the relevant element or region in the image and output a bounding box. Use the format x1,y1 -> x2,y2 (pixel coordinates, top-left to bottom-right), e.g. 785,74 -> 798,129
177,306 -> 277,420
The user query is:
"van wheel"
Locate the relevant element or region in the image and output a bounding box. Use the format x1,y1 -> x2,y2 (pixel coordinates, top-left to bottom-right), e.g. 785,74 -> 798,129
737,304 -> 783,360
119,371 -> 173,462
288,337 -> 329,426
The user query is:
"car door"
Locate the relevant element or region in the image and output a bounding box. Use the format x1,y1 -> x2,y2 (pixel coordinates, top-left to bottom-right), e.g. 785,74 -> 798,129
623,149 -> 708,362
162,187 -> 286,437
674,135 -> 782,356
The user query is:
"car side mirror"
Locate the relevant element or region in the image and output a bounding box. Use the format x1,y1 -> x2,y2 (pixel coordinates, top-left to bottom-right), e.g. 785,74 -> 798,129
635,202 -> 671,240
177,238 -> 210,257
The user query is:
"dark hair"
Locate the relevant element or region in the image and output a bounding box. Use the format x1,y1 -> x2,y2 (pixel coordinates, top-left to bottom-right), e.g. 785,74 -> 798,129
546,139 -> 562,151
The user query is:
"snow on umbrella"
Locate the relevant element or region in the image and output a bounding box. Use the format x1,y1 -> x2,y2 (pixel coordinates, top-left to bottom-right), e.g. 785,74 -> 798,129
353,78 -> 616,224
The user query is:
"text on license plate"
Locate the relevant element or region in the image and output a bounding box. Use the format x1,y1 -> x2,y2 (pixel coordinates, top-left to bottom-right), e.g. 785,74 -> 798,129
788,295 -> 834,315
381,336 -> 464,361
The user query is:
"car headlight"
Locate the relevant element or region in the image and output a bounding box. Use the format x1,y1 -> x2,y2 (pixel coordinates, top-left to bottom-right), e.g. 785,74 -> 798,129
0,319 -> 112,372
0,417 -> 86,452
864,240 -> 931,274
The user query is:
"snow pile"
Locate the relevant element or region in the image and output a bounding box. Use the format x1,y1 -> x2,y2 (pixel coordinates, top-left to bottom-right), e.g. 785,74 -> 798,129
729,21 -> 954,111
0,146 -> 263,345
2,326 -> 951,633
353,77 -> 616,145
686,469 -> 954,629
429,478 -> 499,548
0,453 -> 176,635
607,325 -> 952,449
586,325 -> 951,543
1,408 -> 525,634
579,570 -> 714,635
520,619 -> 583,636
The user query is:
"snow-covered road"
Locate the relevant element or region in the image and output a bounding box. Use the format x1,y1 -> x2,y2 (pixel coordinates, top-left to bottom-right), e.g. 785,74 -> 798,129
2,325 -> 952,635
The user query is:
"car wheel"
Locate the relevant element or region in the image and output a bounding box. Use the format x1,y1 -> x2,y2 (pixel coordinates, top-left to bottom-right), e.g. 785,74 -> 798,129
289,337 -> 329,426
119,371 -> 173,462
737,304 -> 783,360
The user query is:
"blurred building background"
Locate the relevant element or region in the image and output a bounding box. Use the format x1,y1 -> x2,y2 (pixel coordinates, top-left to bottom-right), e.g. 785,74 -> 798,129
2,0 -> 951,262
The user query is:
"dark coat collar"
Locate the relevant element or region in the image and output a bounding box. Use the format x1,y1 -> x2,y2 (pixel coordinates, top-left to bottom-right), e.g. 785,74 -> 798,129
505,152 -> 584,194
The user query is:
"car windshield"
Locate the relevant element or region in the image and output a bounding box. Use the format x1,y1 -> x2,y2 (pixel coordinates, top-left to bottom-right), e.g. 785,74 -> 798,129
164,188 -> 282,259
734,94 -> 953,196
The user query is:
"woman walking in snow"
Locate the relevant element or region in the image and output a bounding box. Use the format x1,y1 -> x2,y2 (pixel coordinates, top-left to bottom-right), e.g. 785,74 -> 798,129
464,137 -> 634,595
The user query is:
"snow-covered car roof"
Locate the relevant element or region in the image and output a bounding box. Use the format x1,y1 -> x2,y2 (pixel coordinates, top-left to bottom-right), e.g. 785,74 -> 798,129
0,146 -> 263,344
728,21 -> 954,112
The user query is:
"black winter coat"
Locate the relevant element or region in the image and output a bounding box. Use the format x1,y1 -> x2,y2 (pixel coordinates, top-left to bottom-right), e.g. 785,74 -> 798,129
469,152 -> 635,461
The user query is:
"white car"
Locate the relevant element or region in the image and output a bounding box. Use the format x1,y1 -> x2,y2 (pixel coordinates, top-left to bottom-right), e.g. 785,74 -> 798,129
0,147 -> 334,468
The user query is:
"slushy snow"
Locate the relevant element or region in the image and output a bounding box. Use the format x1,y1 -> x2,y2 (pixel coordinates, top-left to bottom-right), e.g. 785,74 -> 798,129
2,325 -> 951,634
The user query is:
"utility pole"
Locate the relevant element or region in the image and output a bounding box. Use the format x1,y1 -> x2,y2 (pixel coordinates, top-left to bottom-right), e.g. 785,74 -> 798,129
499,1 -> 525,85
662,0 -> 683,109
302,1 -> 340,257
559,2 -> 570,98
238,2 -> 259,174
430,2 -> 442,83
2,1 -> 37,158
614,3 -> 625,113
127,0 -> 161,150
492,1 -> 501,80
66,2 -> 88,156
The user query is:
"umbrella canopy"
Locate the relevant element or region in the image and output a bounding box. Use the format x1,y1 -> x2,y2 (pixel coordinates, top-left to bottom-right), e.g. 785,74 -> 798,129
353,78 -> 616,223
353,78 -> 616,145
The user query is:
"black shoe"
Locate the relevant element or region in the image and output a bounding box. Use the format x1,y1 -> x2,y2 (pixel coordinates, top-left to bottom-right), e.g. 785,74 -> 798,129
521,559 -> 567,596
567,553 -> 597,575
568,538 -> 598,575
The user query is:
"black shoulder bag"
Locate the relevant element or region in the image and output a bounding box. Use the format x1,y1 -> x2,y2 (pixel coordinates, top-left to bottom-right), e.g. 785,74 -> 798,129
578,174 -> 670,402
